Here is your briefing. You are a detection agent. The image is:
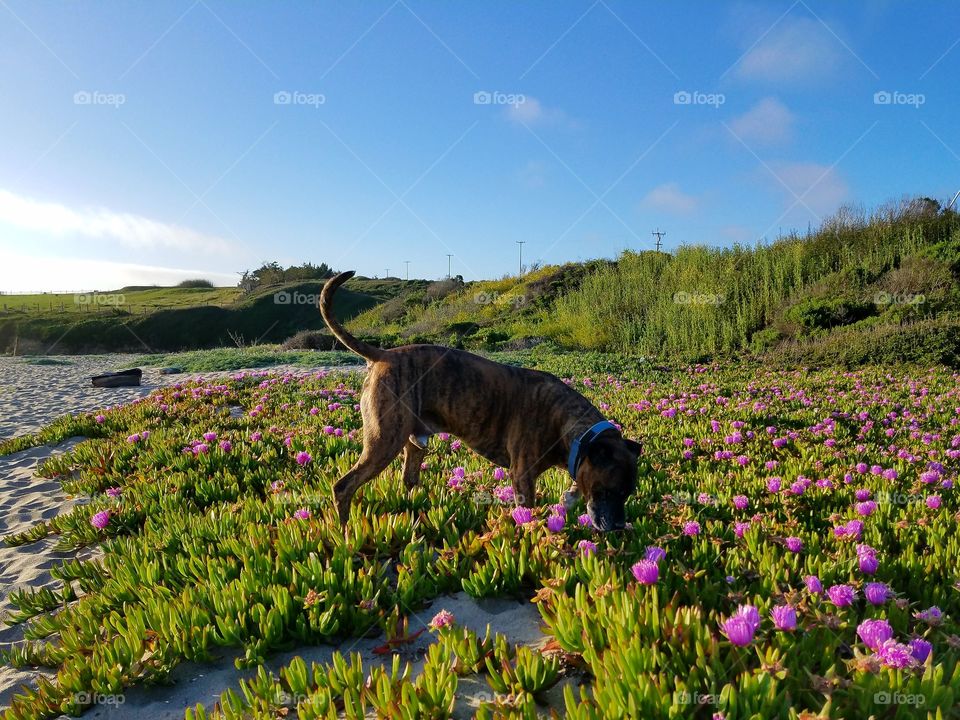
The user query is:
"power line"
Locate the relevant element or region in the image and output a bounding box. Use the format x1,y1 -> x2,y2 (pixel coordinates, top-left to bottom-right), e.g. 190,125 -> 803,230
652,229 -> 666,252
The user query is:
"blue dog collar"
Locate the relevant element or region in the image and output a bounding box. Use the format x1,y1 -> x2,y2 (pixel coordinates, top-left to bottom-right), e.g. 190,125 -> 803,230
568,420 -> 619,479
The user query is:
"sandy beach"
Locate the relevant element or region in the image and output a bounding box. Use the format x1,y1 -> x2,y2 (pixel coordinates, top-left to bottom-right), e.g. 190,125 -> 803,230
0,356 -> 554,717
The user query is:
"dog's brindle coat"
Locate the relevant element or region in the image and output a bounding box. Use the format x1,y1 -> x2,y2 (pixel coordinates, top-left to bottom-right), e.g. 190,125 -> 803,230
320,271 -> 641,531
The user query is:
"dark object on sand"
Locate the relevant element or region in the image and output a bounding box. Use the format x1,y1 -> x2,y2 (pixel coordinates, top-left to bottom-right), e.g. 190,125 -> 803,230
158,367 -> 183,375
92,368 -> 143,388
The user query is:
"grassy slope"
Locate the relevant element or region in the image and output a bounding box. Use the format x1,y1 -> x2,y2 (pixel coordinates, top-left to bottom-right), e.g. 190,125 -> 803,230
349,204 -> 960,366
0,277 -> 409,354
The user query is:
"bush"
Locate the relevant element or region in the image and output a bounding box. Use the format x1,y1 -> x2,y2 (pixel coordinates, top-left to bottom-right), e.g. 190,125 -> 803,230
280,330 -> 338,351
177,279 -> 215,288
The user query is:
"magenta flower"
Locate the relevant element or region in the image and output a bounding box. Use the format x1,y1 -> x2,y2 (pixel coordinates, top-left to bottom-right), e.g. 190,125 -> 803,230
578,540 -> 598,556
250,432 -> 262,442
493,467 -> 506,481
105,487 -> 121,497
876,639 -> 918,669
734,521 -> 750,538
735,604 -> 761,631
644,546 -> 667,563
909,638 -> 932,663
295,451 -> 312,466
857,619 -> 893,650
546,514 -> 565,533
683,521 -> 701,536
631,559 -> 659,585
827,584 -> 856,607
858,553 -> 879,575
578,513 -> 593,528
784,536 -> 803,553
94,414 -> 106,424
926,495 -> 941,509
203,432 -> 217,442
767,478 -> 782,493
429,609 -> 455,630
494,485 -> 515,503
194,443 -> 209,455
864,582 -> 890,605
732,495 -> 749,510
511,506 -> 533,525
720,615 -> 756,646
293,508 -> 311,520
219,440 -> 232,452
855,501 -> 878,517
771,605 -> 797,631
90,510 -> 110,529
854,488 -> 872,501
915,606 -> 942,625
126,433 -> 141,444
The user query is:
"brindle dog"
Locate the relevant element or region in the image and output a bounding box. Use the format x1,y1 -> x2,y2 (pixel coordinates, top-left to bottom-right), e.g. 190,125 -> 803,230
320,271 -> 641,531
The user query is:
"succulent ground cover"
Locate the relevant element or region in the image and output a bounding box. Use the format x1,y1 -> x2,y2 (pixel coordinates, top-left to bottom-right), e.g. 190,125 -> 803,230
2,364 -> 959,719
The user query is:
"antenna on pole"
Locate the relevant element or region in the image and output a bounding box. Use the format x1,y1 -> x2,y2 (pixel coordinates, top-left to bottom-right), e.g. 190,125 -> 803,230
446,254 -> 453,279
516,241 -> 525,275
652,229 -> 666,252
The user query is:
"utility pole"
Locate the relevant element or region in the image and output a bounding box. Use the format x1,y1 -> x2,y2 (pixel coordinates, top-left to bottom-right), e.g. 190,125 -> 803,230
385,268 -> 390,278
446,254 -> 453,279
404,260 -> 410,281
652,229 -> 666,252
516,241 -> 525,275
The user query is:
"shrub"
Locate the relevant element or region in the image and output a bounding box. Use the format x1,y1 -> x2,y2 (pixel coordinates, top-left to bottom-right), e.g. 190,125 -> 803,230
178,279 -> 215,288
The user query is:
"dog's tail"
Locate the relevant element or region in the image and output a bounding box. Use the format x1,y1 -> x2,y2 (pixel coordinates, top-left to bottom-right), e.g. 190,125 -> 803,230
319,271 -> 387,363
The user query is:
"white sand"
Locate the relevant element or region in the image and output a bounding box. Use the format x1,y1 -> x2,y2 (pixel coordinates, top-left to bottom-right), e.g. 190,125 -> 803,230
0,356 -> 559,716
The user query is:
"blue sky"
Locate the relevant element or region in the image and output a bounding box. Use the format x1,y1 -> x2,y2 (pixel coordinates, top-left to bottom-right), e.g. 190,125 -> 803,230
1,1 -> 958,291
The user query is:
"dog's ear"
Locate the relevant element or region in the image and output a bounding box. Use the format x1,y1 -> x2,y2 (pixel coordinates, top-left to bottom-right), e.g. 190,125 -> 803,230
624,438 -> 642,456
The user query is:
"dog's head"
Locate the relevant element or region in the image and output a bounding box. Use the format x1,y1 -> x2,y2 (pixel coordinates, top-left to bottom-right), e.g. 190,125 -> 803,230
575,434 -> 641,532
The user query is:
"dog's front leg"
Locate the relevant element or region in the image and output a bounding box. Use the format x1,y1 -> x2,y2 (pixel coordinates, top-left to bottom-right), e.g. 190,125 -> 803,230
509,464 -> 537,508
401,439 -> 427,489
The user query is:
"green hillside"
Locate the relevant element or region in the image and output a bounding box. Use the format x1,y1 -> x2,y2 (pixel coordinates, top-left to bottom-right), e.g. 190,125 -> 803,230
349,198 -> 960,367
0,277 -> 414,354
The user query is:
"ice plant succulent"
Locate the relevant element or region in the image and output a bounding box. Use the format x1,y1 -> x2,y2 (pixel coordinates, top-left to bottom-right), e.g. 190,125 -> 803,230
630,559 -> 659,585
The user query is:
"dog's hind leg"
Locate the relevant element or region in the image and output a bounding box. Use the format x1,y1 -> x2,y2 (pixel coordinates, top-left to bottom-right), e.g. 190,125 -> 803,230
401,439 -> 427,489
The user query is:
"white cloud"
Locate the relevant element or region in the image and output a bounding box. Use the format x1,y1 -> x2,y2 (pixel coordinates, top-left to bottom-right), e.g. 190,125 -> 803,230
734,16 -> 843,83
505,97 -> 576,128
0,251 -> 238,292
728,97 -> 794,145
640,182 -> 700,215
772,162 -> 849,218
0,189 -> 235,255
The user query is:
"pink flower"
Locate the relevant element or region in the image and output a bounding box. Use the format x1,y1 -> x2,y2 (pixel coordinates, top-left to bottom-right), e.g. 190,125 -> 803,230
926,495 -> 941,509
771,605 -> 797,631
876,639 -> 918,669
803,575 -> 823,594
250,432 -> 262,442
126,433 -> 141,444
644,546 -> 667,563
203,432 -> 217,442
493,467 -> 506,481
94,414 -> 106,424
546,514 -> 565,533
732,495 -> 749,510
827,584 -> 856,607
578,513 -> 593,528
784,536 -> 803,553
106,487 -> 121,497
293,508 -> 311,520
295,451 -> 312,466
493,485 -> 515,503
630,560 -> 659,585
857,619 -> 893,650
429,610 -> 455,630
90,510 -> 110,529
511,506 -> 533,525
864,582 -> 890,605
578,540 -> 598,556
720,615 -> 756,646
219,440 -> 232,452
683,521 -> 701,536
